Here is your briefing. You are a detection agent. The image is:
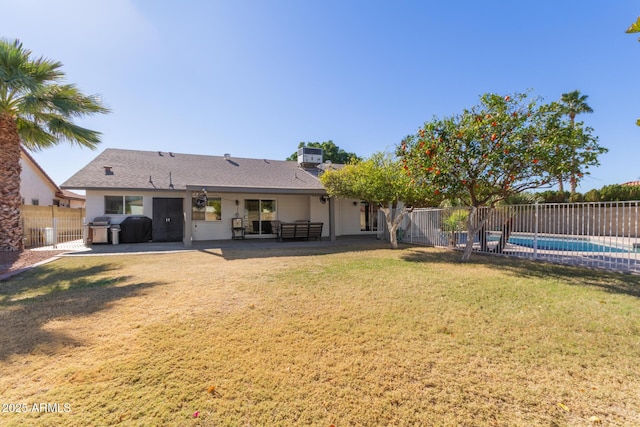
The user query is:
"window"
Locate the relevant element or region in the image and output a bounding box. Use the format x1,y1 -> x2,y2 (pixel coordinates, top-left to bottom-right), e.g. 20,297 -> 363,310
105,196 -> 143,214
31,199 -> 39,206
192,197 -> 221,221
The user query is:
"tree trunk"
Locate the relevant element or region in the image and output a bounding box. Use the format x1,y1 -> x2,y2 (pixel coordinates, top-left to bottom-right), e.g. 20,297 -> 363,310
569,175 -> 577,199
557,177 -> 564,193
461,206 -> 493,261
0,112 -> 24,251
462,226 -> 475,261
380,205 -> 410,249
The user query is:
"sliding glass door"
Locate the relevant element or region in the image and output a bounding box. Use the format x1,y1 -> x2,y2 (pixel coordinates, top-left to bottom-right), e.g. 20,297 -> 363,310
245,199 -> 277,235
360,201 -> 379,232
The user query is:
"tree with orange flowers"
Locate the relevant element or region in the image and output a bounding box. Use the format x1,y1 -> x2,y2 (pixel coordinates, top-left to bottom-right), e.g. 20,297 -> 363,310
399,92 -> 604,260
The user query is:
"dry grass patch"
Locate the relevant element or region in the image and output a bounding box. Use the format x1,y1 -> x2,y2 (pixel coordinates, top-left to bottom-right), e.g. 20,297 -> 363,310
1,245 -> 639,426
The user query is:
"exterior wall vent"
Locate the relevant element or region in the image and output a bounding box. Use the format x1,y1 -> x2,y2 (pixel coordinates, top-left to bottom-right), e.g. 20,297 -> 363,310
297,147 -> 323,167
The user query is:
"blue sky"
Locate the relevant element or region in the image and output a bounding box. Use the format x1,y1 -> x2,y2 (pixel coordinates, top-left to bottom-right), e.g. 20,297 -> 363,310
4,0 -> 640,192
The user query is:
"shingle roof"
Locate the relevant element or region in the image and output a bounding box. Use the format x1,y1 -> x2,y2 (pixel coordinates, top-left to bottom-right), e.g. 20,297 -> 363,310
61,148 -> 328,194
60,189 -> 85,200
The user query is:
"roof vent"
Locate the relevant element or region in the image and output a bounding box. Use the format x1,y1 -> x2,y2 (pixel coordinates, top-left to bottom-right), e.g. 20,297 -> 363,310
224,153 -> 231,160
103,166 -> 114,175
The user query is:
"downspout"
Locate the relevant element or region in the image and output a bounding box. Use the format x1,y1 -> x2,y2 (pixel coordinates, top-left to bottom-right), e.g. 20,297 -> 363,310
183,188 -> 192,248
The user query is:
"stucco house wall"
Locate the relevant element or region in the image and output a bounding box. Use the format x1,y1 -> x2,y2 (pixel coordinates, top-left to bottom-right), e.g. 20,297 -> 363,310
68,199 -> 86,209
85,189 -> 178,222
20,154 -> 58,206
86,189 -> 334,241
20,148 -> 86,209
64,148 -> 372,243
336,198 -> 364,235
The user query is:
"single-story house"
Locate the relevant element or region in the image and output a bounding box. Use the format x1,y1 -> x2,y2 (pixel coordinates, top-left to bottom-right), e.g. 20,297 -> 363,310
21,146 -> 86,208
61,148 -> 380,246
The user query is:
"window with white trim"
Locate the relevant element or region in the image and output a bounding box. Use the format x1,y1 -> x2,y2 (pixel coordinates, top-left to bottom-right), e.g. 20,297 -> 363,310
105,196 -> 143,214
192,197 -> 222,221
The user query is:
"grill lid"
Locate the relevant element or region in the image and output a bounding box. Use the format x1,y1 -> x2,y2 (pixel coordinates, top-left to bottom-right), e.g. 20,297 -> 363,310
91,216 -> 111,226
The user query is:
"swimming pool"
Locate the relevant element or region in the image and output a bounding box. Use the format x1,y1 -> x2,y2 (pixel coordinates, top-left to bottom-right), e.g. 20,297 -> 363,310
508,236 -> 629,253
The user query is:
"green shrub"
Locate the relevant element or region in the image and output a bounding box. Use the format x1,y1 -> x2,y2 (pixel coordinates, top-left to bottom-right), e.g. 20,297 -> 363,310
583,189 -> 601,202
597,184 -> 640,201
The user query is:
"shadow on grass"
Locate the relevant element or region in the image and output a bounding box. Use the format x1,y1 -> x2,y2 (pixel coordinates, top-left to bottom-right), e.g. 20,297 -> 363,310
400,246 -> 469,265
401,247 -> 640,298
195,238 -> 392,261
0,263 -> 126,306
62,236 -> 390,261
0,262 -> 164,360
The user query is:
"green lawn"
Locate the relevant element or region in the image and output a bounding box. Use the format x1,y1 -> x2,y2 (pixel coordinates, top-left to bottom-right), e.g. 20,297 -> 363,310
1,244 -> 639,426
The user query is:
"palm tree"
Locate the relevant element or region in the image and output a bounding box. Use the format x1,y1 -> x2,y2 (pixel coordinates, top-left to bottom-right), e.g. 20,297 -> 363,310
559,90 -> 593,197
560,90 -> 593,126
0,39 -> 109,251
627,17 -> 640,126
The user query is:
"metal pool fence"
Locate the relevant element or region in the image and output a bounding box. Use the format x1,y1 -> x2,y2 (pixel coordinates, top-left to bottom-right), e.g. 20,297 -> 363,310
379,201 -> 640,273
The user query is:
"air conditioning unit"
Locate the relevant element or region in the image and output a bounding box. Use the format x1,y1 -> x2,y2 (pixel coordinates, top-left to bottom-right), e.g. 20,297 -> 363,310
297,147 -> 323,167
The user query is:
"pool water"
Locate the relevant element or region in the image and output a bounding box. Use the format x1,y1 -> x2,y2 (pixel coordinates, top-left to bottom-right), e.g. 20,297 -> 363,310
508,236 -> 628,253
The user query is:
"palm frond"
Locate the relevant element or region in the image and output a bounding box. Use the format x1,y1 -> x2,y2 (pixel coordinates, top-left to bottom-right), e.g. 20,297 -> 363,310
20,85 -> 110,117
1,38 -> 109,150
46,118 -> 102,149
626,17 -> 640,34
46,84 -> 111,116
16,117 -> 57,151
0,39 -> 62,96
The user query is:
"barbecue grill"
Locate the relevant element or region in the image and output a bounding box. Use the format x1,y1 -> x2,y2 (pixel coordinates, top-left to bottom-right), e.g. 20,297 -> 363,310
89,216 -> 111,244
118,216 -> 152,243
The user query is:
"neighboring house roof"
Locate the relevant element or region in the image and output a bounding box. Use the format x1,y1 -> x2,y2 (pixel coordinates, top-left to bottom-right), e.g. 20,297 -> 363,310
622,181 -> 640,186
60,189 -> 86,201
61,148 -> 329,195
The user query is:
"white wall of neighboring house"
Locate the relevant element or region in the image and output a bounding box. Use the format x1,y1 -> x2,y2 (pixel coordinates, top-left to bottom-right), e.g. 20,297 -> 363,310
20,151 -> 85,208
20,155 -> 58,206
68,199 -> 85,209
